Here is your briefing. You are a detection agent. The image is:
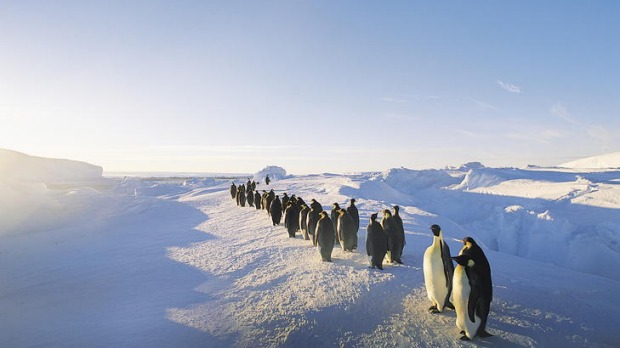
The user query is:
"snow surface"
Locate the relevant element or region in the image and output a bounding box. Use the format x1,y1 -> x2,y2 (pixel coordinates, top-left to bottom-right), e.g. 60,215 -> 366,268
561,151 -> 620,169
1,150 -> 620,347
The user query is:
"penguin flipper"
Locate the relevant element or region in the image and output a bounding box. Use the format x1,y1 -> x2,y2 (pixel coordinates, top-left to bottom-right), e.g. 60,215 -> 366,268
441,241 -> 454,288
467,269 -> 482,323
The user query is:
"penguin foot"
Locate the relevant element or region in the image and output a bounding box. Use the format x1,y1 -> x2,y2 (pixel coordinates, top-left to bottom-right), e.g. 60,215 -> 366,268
428,305 -> 437,311
460,330 -> 465,335
459,335 -> 470,341
445,302 -> 455,310
430,308 -> 440,314
479,330 -> 493,338
394,259 -> 403,264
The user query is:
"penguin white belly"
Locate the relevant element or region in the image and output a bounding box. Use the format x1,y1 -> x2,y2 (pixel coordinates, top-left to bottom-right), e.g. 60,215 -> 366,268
453,266 -> 481,339
423,245 -> 449,310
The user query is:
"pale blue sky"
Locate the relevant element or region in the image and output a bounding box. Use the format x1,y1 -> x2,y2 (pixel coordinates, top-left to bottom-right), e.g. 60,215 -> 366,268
1,1 -> 618,174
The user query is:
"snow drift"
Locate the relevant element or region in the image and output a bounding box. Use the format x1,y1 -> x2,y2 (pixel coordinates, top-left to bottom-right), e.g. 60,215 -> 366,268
0,148 -> 104,184
0,149 -> 113,236
561,151 -> 620,169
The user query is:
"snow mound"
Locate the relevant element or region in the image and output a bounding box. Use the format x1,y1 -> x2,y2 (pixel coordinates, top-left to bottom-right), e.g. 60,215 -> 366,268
561,151 -> 620,169
449,167 -> 531,191
0,148 -> 104,184
378,167 -> 460,194
254,165 -> 288,183
0,149 -> 109,236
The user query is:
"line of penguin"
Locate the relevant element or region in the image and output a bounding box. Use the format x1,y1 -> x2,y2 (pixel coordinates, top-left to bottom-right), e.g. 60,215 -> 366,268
230,180 -> 494,342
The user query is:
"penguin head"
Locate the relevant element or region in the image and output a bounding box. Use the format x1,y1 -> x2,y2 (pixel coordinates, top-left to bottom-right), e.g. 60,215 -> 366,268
461,236 -> 477,250
370,213 -> 378,222
393,205 -> 399,212
452,254 -> 475,267
319,211 -> 328,218
351,198 -> 356,204
333,203 -> 340,208
430,224 -> 441,236
383,209 -> 392,217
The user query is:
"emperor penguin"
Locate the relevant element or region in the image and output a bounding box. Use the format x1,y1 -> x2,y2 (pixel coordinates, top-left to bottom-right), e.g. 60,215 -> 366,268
337,209 -> 356,252
230,182 -> 237,200
451,254 -> 492,341
366,213 -> 388,270
315,211 -> 335,262
299,204 -> 310,240
347,199 -> 360,249
458,236 -> 493,338
381,210 -> 404,264
423,224 -> 455,313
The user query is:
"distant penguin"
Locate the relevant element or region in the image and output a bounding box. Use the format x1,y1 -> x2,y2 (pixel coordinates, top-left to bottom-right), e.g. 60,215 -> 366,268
284,202 -> 299,238
282,193 -> 289,209
381,210 -> 404,264
270,196 -> 282,226
366,213 -> 388,270
452,254 -> 492,341
330,203 -> 341,233
265,190 -> 275,215
254,191 -> 262,210
230,182 -> 237,200
423,224 -> 455,313
347,199 -> 360,249
310,199 -> 323,213
347,198 -> 360,232
238,186 -> 246,207
315,211 -> 335,262
458,236 -> 493,339
307,207 -> 320,246
337,209 -> 356,252
393,206 -> 406,249
247,190 -> 254,207
299,204 -> 310,240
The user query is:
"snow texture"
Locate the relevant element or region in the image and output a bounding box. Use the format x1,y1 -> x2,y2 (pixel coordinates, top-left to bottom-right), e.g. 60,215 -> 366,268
1,149 -> 620,347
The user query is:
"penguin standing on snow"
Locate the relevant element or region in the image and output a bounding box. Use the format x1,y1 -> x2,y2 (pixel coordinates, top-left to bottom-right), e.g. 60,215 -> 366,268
284,201 -> 299,238
307,207 -> 320,246
451,254 -> 492,341
381,209 -> 404,264
423,224 -> 455,313
337,209 -> 356,252
347,199 -> 360,249
366,213 -> 388,270
270,195 -> 282,226
299,204 -> 310,240
254,190 -> 262,210
330,203 -> 341,234
230,182 -> 237,200
315,211 -> 335,262
246,189 -> 254,207
458,236 -> 493,339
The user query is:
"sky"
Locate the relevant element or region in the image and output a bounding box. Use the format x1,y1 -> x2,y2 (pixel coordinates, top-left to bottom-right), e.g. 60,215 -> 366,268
1,1 -> 619,174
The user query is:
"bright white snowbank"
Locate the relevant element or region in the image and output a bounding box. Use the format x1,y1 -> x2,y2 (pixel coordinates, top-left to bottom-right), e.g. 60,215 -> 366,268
0,149 -> 112,236
1,150 -> 620,347
0,148 -> 103,183
561,151 -> 620,169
